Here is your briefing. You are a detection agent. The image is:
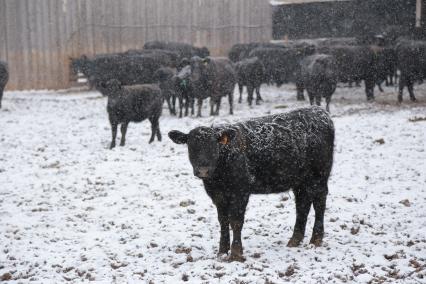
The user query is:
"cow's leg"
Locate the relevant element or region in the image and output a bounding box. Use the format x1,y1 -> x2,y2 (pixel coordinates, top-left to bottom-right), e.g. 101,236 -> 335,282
178,97 -> 184,118
197,98 -> 203,117
315,93 -> 321,106
228,91 -> 234,115
215,97 -> 222,116
172,94 -> 177,115
364,79 -> 375,101
0,86 -> 4,108
325,96 -> 331,113
166,97 -> 173,115
255,85 -> 263,104
154,115 -> 162,141
119,122 -> 129,146
229,195 -> 249,262
238,83 -> 243,103
216,204 -> 230,255
407,80 -> 417,102
310,188 -> 327,246
247,85 -> 254,106
190,98 -> 195,115
148,117 -> 158,143
308,92 -> 315,106
184,96 -> 189,117
288,189 -> 312,247
296,81 -> 305,101
110,121 -> 118,149
398,74 -> 406,102
210,98 -> 215,116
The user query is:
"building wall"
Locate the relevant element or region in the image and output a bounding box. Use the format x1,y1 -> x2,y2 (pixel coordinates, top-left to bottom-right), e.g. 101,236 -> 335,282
0,0 -> 272,91
272,0 -> 417,40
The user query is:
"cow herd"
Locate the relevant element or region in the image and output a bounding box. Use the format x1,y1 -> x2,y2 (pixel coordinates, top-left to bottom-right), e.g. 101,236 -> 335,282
0,38 -> 424,261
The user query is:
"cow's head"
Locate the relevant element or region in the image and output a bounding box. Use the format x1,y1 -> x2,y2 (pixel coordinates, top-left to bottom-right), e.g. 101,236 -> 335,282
168,127 -> 238,179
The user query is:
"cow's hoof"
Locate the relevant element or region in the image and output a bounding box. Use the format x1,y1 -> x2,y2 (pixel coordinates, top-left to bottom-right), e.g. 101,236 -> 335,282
228,253 -> 246,262
148,139 -> 154,144
309,237 -> 323,247
110,144 -> 116,149
287,237 -> 303,247
410,97 -> 417,102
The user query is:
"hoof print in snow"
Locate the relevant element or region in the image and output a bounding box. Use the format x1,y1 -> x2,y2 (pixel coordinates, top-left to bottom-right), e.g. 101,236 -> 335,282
374,138 -> 385,145
350,226 -> 360,235
399,199 -> 411,207
110,262 -> 128,270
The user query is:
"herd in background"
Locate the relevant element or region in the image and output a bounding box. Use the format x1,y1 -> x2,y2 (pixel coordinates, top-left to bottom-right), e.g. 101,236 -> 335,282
0,37 -> 425,148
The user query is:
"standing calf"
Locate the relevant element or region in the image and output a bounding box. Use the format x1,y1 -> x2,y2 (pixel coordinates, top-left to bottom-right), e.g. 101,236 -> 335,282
169,107 -> 334,261
0,61 -> 9,109
297,54 -> 338,112
97,79 -> 163,149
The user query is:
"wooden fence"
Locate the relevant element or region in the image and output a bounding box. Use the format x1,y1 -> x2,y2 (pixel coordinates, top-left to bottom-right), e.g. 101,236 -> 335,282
0,0 -> 272,90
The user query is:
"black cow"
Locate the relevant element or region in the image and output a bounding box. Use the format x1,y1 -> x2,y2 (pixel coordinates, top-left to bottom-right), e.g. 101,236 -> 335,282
173,65 -> 195,118
249,46 -> 315,88
228,42 -> 286,62
176,56 -> 236,117
396,40 -> 426,102
154,67 -> 178,115
71,53 -> 163,90
234,57 -> 265,105
169,107 -> 334,261
297,54 -> 337,112
0,61 -> 9,109
144,41 -> 210,60
96,79 -> 163,149
317,45 -> 384,101
125,49 -> 179,68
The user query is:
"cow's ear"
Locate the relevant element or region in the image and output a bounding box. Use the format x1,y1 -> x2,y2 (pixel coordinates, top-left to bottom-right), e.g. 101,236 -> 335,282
168,130 -> 188,144
218,128 -> 236,145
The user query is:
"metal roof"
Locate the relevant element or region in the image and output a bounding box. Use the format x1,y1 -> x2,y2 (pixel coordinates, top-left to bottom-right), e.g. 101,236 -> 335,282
270,0 -> 352,5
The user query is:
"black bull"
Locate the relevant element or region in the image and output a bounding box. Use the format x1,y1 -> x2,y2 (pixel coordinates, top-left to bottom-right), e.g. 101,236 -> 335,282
169,107 -> 335,261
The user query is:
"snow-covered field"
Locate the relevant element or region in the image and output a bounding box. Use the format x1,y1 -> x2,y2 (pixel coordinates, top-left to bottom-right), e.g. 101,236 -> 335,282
0,84 -> 425,283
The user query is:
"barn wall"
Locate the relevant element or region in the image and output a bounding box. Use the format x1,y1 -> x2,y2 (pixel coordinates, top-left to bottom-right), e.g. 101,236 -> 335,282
272,0 -> 417,40
0,0 -> 272,90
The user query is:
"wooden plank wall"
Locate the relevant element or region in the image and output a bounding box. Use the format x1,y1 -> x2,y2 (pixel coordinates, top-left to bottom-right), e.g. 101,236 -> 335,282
0,0 -> 272,90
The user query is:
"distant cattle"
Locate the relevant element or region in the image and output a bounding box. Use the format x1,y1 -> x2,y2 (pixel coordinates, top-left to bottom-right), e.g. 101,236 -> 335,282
249,45 -> 315,88
234,57 -> 265,105
169,107 -> 334,261
154,67 -> 178,116
228,42 -> 286,62
144,41 -> 210,60
96,79 -> 163,149
0,61 -> 9,108
71,53 -> 162,90
176,56 -> 236,117
317,45 -> 385,101
396,40 -> 426,102
297,54 -> 338,112
125,49 -> 179,68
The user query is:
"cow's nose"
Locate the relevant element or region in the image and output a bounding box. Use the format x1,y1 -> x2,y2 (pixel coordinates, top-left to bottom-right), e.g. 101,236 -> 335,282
194,167 -> 210,178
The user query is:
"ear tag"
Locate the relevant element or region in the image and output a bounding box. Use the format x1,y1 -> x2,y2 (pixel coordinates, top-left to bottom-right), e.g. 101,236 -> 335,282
219,133 -> 229,145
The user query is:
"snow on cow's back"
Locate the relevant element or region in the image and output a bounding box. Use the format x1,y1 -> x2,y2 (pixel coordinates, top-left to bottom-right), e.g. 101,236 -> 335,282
237,106 -> 334,154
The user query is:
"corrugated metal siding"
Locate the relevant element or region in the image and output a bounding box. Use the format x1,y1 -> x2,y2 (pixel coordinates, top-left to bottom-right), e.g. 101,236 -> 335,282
0,0 -> 272,91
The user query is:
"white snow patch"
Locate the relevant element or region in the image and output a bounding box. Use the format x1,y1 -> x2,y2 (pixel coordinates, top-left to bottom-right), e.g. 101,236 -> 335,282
0,83 -> 425,283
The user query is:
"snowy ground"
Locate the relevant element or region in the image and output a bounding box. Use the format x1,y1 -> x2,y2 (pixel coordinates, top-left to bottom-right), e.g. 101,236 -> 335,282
0,83 -> 425,283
